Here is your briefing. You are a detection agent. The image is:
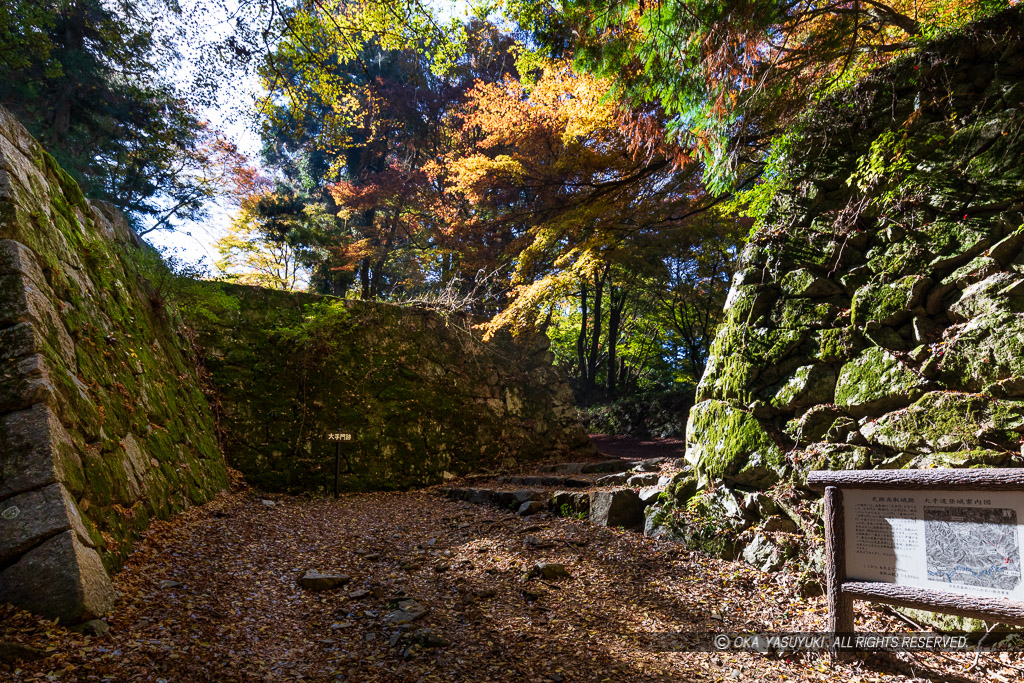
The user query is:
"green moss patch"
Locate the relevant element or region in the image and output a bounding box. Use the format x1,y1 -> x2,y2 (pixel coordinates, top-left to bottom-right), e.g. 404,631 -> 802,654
685,399 -> 785,488
834,347 -> 926,416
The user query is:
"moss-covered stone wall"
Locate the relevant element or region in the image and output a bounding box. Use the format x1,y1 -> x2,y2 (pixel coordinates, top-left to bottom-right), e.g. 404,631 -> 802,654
649,9 -> 1024,593
0,103 -> 592,622
0,107 -> 228,622
189,284 -> 593,493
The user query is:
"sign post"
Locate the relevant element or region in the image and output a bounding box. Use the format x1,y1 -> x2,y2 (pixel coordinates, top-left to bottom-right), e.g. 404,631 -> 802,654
326,432 -> 353,498
808,468 -> 1024,658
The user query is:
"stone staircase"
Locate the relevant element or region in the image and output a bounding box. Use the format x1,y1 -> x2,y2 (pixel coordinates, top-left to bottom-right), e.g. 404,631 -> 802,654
438,456 -> 682,531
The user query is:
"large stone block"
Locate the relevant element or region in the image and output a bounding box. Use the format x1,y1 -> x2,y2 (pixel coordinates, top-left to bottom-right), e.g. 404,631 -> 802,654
685,400 -> 784,488
0,482 -> 93,566
0,403 -> 80,499
589,488 -> 644,528
834,347 -> 927,417
0,529 -> 114,623
851,275 -> 931,327
551,490 -> 589,516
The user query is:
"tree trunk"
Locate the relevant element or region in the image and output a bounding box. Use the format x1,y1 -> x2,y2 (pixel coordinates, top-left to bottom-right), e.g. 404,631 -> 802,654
359,259 -> 370,299
606,281 -> 626,398
577,281 -> 589,384
586,269 -> 605,395
50,2 -> 88,142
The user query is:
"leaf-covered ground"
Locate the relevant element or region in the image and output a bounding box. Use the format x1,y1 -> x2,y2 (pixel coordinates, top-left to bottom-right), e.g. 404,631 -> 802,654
3,487 -> 1023,682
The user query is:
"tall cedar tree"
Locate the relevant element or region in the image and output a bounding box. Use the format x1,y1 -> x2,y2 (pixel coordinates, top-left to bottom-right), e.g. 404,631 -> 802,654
0,0 -> 240,229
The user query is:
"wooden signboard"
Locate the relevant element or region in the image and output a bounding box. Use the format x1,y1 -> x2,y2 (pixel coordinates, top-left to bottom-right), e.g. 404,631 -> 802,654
807,468 -> 1024,650
325,432 -> 355,497
327,432 -> 354,442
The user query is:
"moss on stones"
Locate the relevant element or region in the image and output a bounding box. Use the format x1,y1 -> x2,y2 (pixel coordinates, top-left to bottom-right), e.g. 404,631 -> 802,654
808,327 -> 863,364
777,298 -> 839,329
0,108 -> 228,582
780,269 -> 843,298
834,347 -> 926,416
851,275 -> 930,327
767,363 -> 837,410
861,391 -> 1024,454
681,11 -> 1024,628
187,284 -> 591,494
938,311 -> 1024,391
685,399 -> 785,488
696,326 -> 805,403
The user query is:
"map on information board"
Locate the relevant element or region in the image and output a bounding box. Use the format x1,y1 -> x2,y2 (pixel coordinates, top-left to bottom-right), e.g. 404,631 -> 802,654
844,489 -> 1024,601
924,505 -> 1020,591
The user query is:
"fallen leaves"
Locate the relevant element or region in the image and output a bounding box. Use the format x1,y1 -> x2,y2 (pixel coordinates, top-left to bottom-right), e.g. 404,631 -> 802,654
2,487 -> 1023,681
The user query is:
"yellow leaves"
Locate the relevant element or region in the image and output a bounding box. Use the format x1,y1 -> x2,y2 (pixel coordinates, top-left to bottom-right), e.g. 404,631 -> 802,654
482,254 -> 604,339
214,207 -> 310,291
448,154 -> 525,199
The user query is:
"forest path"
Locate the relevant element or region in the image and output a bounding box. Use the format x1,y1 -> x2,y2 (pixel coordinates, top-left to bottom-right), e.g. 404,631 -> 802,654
1,486 -> 1015,682
590,434 -> 686,463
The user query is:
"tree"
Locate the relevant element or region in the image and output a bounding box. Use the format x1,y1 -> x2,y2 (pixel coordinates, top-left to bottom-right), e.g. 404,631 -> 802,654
507,0 -> 1011,190
255,7 -> 521,300
216,215 -> 311,291
430,59 -> 743,399
434,61 -> 720,328
0,0 -> 236,229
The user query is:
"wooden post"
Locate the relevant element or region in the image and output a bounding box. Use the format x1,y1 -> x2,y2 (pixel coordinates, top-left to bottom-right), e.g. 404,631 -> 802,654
334,441 -> 341,499
824,485 -> 854,661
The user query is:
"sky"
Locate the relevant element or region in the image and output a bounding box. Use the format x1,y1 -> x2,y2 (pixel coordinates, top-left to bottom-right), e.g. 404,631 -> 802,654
140,0 -> 266,273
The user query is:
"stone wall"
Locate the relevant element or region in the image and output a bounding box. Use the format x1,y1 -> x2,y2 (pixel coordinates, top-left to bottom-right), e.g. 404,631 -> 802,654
648,9 -> 1024,586
0,104 -> 594,623
0,107 -> 228,622
190,284 -> 594,493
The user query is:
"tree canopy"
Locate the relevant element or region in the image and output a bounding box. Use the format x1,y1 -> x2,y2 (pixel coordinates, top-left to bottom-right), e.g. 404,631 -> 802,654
0,0 -> 252,231
6,0 -> 1011,401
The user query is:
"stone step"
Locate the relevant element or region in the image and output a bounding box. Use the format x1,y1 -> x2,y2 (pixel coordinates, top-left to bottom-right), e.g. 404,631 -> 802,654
441,483 -> 665,526
596,471 -> 672,487
497,475 -> 592,488
440,487 -> 547,514
536,460 -> 638,474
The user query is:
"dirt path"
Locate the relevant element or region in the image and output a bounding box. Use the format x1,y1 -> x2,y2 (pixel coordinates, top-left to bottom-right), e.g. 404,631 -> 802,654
2,488 -> 1019,682
590,435 -> 687,462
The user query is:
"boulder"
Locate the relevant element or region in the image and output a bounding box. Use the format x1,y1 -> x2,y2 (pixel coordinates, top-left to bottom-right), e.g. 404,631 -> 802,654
638,487 -> 663,507
595,472 -> 629,486
632,459 -> 663,472
761,516 -> 799,533
851,275 -> 932,327
626,472 -> 660,487
741,534 -> 787,572
860,391 -> 1024,454
834,347 -> 927,417
517,500 -> 545,515
513,489 -> 544,504
766,363 -> 837,410
579,460 -> 635,474
589,489 -> 645,528
550,490 -> 589,516
299,571 -> 351,590
685,400 -> 784,488
387,598 -> 428,624
642,505 -> 689,544
531,562 -> 571,580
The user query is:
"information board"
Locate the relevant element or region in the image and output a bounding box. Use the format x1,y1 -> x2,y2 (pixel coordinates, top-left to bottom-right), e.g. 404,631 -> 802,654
844,488 -> 1024,601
